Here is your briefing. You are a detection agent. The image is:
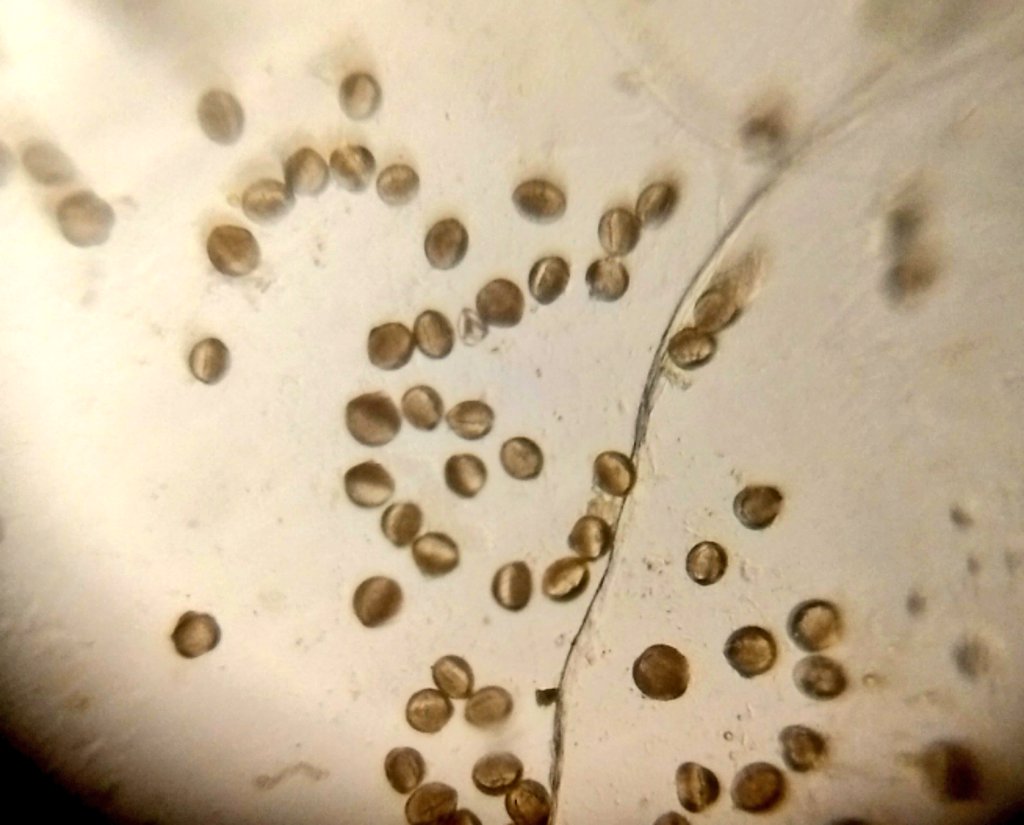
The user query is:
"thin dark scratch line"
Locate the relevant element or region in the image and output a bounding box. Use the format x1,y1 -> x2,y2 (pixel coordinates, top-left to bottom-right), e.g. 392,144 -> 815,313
546,26 -> 1024,818
547,170 -> 779,809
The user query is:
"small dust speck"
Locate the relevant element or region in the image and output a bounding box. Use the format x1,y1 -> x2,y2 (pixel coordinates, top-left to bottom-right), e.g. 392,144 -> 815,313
950,504 -> 974,528
952,635 -> 990,680
906,590 -> 926,616
920,740 -> 982,801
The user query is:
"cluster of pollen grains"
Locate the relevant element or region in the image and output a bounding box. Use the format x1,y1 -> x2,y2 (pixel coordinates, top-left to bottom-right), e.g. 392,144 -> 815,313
386,656 -> 550,824
639,481 -> 855,822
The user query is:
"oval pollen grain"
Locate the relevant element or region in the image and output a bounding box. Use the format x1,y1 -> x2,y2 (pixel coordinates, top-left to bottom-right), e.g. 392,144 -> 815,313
693,287 -> 738,332
411,532 -> 459,576
568,515 -> 612,560
424,218 -> 468,270
542,557 -> 590,601
345,391 -> 402,446
586,258 -> 629,301
779,725 -> 827,772
413,310 -> 454,358
188,338 -> 230,384
384,746 -> 425,794
733,485 -> 784,529
512,178 -> 566,222
504,779 -> 551,825
330,144 -> 376,191
284,147 -> 329,195
446,400 -> 494,440
793,655 -> 847,700
492,561 -> 532,611
598,207 -> 641,256
685,541 -> 727,585
632,644 -> 689,700
405,782 -> 458,825
381,502 -> 423,547
472,751 -> 524,795
444,454 -> 487,498
636,181 -> 679,227
352,576 -> 402,627
788,599 -> 842,652
731,762 -> 786,813
56,190 -> 115,247
528,256 -> 570,305
500,437 -> 544,480
22,140 -> 74,185
676,762 -> 720,813
171,611 -> 221,658
241,178 -> 293,222
431,654 -> 474,699
476,278 -> 525,327
401,385 -> 444,430
594,450 -> 635,496
339,71 -> 382,120
377,163 -> 420,205
196,89 -> 244,144
667,327 -> 716,369
343,461 -> 395,508
368,322 -> 414,370
405,689 -> 453,734
465,685 -> 514,727
724,626 -> 777,678
207,225 -> 260,277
